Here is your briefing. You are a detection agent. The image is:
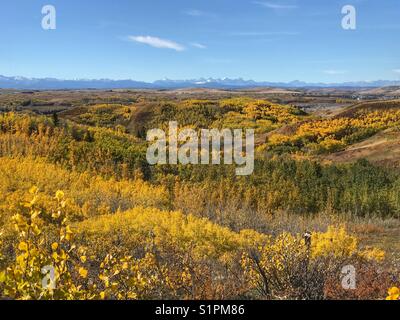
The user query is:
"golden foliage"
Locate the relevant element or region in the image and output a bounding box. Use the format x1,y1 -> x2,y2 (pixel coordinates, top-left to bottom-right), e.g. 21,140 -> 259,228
386,287 -> 400,300
0,189 -> 388,300
311,226 -> 357,258
213,99 -> 307,133
0,157 -> 168,225
266,109 -> 400,154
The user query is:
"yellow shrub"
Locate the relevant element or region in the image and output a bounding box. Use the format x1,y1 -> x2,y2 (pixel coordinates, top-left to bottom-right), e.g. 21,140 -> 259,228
386,287 -> 400,300
75,207 -> 244,262
311,226 -> 357,259
318,138 -> 346,153
268,134 -> 292,146
360,247 -> 386,262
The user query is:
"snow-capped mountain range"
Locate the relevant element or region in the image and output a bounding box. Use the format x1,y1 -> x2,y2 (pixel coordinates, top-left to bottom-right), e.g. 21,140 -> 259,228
1,75 -> 400,90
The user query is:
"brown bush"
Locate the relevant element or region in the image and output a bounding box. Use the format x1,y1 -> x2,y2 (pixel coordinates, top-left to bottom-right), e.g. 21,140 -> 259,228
324,260 -> 397,300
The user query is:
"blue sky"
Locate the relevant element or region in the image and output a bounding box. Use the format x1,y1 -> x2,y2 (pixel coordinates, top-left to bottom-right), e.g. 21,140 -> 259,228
1,0 -> 399,82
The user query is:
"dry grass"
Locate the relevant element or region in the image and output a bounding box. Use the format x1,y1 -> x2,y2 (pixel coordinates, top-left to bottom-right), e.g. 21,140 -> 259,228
323,128 -> 400,166
261,211 -> 400,261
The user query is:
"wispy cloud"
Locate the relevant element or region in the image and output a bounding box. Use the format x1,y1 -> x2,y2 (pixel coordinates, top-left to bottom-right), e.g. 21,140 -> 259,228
184,9 -> 204,16
253,1 -> 298,10
230,31 -> 299,36
183,9 -> 216,18
393,69 -> 400,74
323,70 -> 348,75
128,36 -> 185,51
190,42 -> 207,49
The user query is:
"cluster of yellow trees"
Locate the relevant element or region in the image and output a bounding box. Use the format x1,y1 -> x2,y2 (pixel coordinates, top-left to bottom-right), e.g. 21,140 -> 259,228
0,157 -> 168,224
213,99 -> 306,134
70,104 -> 134,129
266,109 -> 400,154
0,112 -> 147,180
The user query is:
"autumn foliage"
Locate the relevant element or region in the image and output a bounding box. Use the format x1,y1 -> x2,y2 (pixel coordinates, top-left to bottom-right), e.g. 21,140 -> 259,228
0,96 -> 399,300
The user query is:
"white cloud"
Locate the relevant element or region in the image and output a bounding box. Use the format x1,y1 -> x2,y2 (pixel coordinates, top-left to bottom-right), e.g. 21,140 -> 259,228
253,1 -> 298,10
190,42 -> 207,49
393,69 -> 400,74
128,36 -> 185,51
323,70 -> 348,75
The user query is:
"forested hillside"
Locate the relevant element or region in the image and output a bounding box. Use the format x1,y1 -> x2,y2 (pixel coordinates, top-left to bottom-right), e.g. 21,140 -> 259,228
0,93 -> 399,300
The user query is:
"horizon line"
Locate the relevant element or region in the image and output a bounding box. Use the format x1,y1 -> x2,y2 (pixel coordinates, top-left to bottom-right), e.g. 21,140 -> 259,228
1,74 -> 400,86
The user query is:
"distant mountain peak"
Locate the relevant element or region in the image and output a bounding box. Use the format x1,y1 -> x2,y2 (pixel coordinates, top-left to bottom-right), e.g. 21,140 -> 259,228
0,75 -> 400,90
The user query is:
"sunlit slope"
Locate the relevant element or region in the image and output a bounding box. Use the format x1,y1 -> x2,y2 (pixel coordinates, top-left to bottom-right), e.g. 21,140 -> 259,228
324,128 -> 400,166
335,100 -> 400,118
